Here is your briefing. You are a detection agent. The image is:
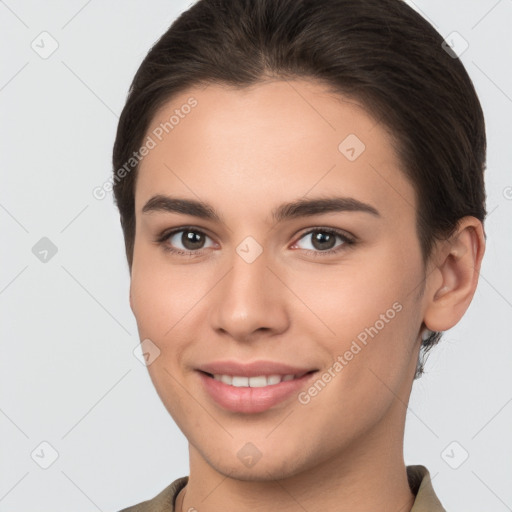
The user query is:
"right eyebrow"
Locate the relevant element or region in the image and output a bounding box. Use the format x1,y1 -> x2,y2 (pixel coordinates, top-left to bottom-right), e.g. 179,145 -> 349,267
142,195 -> 222,222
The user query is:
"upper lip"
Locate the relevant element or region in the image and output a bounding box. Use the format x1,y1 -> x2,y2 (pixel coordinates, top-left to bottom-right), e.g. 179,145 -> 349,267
196,360 -> 317,377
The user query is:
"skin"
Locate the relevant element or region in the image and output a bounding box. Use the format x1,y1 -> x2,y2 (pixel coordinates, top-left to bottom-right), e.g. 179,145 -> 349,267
129,79 -> 485,512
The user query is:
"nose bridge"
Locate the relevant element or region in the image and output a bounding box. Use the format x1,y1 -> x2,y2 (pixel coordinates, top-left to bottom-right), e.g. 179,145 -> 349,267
209,239 -> 288,339
224,243 -> 273,313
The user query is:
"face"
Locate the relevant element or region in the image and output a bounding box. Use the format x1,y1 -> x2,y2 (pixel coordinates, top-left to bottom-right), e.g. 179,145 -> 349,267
130,79 -> 428,480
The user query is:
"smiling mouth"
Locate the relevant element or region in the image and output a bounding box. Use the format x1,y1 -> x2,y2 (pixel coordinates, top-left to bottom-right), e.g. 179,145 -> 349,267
200,370 -> 317,387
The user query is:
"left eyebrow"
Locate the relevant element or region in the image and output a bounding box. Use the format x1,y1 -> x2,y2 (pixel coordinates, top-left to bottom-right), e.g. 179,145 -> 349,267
271,196 -> 381,222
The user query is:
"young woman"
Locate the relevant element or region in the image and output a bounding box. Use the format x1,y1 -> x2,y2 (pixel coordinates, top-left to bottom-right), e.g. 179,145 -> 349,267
112,0 -> 486,510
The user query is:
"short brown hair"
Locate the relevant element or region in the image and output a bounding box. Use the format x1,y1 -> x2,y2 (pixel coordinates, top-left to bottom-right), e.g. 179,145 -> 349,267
112,0 -> 487,377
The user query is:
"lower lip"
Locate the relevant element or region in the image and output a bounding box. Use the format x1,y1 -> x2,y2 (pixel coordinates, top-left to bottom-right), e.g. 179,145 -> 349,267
197,371 -> 317,413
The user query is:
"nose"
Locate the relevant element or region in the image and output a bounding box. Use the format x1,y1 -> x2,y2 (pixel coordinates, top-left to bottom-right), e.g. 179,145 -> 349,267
208,245 -> 290,343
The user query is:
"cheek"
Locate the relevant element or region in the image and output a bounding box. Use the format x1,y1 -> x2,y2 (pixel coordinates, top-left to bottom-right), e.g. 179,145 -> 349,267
130,264 -> 169,339
289,248 -> 405,331
130,257 -> 201,423
130,242 -> 206,338
297,246 -> 419,380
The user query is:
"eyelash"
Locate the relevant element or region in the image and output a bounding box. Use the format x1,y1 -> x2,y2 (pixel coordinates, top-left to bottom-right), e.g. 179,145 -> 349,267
155,226 -> 356,258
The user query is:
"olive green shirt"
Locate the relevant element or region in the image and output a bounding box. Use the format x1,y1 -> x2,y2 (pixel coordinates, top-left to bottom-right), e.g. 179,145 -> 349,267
118,464 -> 446,512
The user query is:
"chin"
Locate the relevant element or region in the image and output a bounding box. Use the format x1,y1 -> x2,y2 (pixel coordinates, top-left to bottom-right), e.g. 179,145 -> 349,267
201,442 -> 312,482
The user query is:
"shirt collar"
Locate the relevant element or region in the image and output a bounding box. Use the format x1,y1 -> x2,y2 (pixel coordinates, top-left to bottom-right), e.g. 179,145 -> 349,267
120,465 -> 446,511
407,464 -> 446,511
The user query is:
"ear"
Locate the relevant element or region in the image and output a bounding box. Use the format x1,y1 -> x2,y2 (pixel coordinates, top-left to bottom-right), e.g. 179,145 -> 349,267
423,216 -> 486,332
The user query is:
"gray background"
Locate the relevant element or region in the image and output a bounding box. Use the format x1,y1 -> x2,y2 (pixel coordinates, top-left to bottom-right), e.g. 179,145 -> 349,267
1,1 -> 511,510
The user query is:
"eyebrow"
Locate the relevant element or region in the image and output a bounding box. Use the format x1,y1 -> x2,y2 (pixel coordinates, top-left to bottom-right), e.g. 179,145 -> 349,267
141,194 -> 381,223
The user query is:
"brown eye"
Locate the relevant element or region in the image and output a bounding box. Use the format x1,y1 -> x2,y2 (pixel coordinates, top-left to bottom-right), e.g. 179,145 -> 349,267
179,230 -> 206,250
309,231 -> 337,251
294,228 -> 354,256
160,228 -> 216,255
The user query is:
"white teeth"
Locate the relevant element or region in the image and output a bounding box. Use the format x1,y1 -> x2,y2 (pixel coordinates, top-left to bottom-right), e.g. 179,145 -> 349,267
248,376 -> 267,387
232,376 -> 249,387
267,375 -> 282,385
220,374 -> 232,385
212,373 -> 298,387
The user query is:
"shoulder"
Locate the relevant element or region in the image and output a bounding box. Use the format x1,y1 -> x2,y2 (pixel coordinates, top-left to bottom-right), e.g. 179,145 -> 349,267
117,476 -> 189,512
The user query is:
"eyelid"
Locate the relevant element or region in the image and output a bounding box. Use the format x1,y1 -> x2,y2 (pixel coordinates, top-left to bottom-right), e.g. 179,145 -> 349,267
157,225 -> 214,241
293,226 -> 356,244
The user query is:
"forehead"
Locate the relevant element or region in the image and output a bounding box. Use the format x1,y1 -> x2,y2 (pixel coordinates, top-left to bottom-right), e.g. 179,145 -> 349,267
135,79 -> 415,222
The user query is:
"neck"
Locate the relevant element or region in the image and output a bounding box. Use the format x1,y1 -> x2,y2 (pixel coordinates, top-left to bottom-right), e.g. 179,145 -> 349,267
179,408 -> 415,512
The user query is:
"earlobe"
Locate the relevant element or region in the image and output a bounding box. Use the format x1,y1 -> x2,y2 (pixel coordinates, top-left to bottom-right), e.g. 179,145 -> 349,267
423,217 -> 486,333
